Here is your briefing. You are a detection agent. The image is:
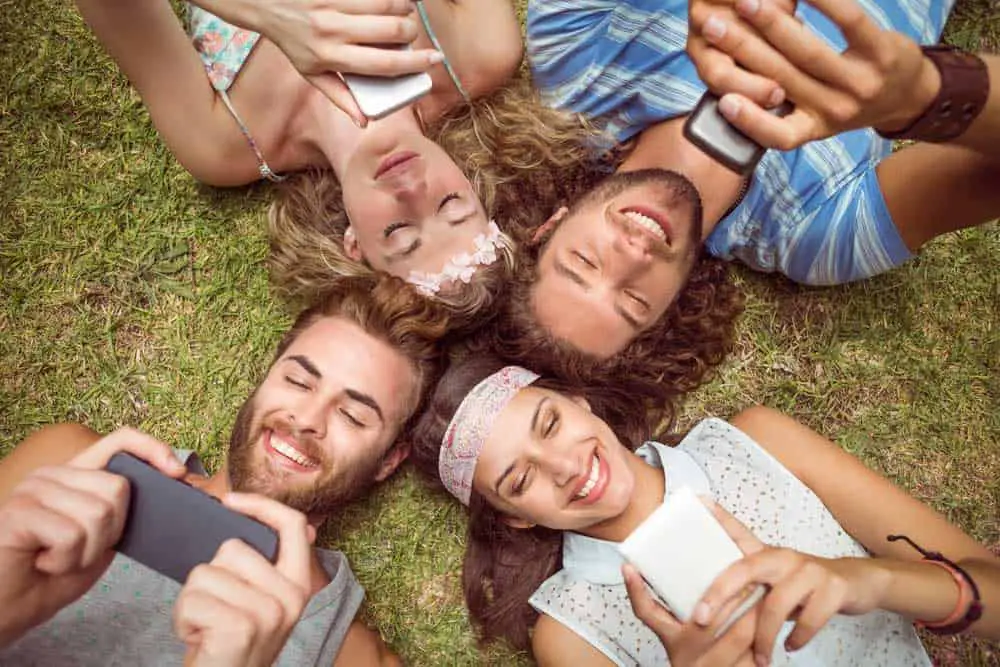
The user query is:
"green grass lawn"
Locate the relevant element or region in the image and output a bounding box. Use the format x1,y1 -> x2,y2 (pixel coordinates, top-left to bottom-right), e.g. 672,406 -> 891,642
2,0 -> 998,664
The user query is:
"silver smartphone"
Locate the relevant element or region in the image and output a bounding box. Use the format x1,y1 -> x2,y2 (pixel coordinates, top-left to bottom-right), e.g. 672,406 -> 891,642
683,92 -> 793,175
342,44 -> 433,121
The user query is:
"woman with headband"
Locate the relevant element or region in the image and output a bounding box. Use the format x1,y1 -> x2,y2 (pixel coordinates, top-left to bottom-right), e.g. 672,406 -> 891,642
73,0 -> 594,328
411,357 -> 1000,666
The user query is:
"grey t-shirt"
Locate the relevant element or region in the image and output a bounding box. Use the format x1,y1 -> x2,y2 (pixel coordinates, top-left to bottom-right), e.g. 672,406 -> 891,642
0,450 -> 364,666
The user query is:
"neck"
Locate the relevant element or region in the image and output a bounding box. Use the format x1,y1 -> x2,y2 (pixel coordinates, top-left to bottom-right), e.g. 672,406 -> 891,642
620,117 -> 747,237
580,450 -> 666,543
303,100 -> 425,177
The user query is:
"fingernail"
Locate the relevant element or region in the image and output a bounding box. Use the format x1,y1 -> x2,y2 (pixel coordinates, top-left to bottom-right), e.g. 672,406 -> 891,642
755,653 -> 769,667
703,16 -> 727,40
429,51 -> 445,64
784,638 -> 798,652
737,0 -> 761,15
718,95 -> 742,119
354,116 -> 367,129
768,87 -> 786,108
693,601 -> 712,625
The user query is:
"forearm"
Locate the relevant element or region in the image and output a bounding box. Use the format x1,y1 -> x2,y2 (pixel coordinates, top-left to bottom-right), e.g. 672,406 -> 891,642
951,54 -> 1000,157
853,556 -> 1000,639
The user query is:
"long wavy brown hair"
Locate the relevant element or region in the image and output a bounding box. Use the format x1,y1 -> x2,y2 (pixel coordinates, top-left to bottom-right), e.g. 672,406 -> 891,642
268,78 -> 603,335
410,355 -> 649,651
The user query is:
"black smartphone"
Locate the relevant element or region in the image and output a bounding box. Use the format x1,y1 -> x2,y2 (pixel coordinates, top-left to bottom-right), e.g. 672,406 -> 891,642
683,92 -> 794,175
105,452 -> 279,583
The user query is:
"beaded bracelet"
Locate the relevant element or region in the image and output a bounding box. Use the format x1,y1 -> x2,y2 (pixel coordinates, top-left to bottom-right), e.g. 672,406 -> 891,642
887,534 -> 983,635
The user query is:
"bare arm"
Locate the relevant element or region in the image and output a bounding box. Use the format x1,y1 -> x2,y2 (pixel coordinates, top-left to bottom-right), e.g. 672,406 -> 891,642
0,423 -> 101,502
331,620 -> 401,667
532,614 -> 616,667
729,406 -> 1000,638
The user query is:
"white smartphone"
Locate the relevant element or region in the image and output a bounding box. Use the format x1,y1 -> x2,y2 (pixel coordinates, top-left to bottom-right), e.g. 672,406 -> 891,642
619,486 -> 766,634
342,45 -> 433,121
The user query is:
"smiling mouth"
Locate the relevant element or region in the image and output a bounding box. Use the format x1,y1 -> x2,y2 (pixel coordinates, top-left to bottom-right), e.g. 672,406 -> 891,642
621,206 -> 672,245
265,430 -> 320,470
572,451 -> 609,504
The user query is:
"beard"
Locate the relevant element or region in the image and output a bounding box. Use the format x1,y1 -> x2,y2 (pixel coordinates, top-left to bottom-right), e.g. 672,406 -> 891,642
226,392 -> 383,516
572,168 -> 705,249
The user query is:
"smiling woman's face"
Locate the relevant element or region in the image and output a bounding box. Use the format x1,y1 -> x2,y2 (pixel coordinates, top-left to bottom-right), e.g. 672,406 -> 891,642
471,386 -> 636,532
339,127 -> 490,279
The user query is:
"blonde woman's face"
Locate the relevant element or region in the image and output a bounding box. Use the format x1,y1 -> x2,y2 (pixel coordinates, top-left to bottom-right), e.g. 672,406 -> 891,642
340,129 -> 491,278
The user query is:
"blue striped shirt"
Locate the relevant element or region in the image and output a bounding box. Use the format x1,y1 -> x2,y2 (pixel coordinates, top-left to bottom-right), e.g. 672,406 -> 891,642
528,0 -> 954,285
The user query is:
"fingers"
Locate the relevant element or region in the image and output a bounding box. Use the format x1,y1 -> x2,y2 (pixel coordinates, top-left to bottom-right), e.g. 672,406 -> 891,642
336,0 -> 414,17
783,574 -> 845,652
702,499 -> 765,556
17,468 -> 129,568
222,493 -> 312,588
174,588 -> 256,665
623,564 -> 681,642
211,538 -> 308,624
690,40 -> 786,107
696,548 -> 799,626
718,0 -> 858,92
791,0 -> 882,51
337,13 -> 420,46
308,74 -> 367,127
0,494 -> 88,574
718,94 -> 818,150
69,427 -> 185,478
336,44 -> 443,77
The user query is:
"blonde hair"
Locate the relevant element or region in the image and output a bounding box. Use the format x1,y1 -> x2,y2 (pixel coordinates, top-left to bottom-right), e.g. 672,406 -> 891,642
268,78 -> 601,335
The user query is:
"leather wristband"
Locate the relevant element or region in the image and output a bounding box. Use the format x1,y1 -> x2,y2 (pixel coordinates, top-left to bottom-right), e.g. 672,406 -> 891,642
877,45 -> 990,143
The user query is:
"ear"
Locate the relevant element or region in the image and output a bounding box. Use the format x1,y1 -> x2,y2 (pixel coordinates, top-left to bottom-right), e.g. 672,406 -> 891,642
374,442 -> 410,482
568,394 -> 592,413
343,225 -> 364,262
531,206 -> 569,245
500,515 -> 537,530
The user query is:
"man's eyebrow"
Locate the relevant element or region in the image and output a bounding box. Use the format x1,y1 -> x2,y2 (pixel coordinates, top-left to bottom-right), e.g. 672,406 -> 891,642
554,259 -> 589,289
287,355 -> 321,379
614,303 -> 642,330
345,388 -> 385,425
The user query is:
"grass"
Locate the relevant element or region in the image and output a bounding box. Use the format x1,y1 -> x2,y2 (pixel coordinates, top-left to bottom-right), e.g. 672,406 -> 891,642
1,0 -> 998,664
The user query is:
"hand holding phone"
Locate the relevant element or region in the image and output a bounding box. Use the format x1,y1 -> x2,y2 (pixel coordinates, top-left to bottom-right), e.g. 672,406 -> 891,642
173,493 -> 313,667
0,428 -> 186,648
342,44 -> 434,121
619,486 -> 766,632
105,453 -> 278,584
683,93 -> 794,175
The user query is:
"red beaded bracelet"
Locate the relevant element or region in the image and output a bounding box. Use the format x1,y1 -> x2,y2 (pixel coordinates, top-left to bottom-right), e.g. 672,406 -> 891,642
887,534 -> 983,636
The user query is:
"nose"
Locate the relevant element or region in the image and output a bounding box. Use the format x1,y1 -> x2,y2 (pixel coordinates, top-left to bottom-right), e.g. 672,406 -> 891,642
289,396 -> 327,440
538,447 -> 582,488
607,211 -> 653,270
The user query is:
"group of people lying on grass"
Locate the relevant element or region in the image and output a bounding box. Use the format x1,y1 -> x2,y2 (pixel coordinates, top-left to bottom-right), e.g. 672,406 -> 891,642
2,0 -> 999,664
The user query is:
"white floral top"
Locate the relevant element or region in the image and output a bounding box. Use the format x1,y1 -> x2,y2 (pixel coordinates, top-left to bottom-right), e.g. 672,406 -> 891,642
529,418 -> 932,666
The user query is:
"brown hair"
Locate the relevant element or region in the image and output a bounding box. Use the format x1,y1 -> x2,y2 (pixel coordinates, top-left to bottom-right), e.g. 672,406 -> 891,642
410,355 -> 649,650
268,78 -> 603,335
272,274 -> 451,428
485,243 -> 744,433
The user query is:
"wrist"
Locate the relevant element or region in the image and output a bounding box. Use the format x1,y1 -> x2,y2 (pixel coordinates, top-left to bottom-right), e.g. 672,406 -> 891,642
875,56 -> 942,134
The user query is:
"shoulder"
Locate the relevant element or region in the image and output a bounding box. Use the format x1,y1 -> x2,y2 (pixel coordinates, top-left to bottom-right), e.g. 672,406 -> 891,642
0,423 -> 101,500
532,614 -> 615,667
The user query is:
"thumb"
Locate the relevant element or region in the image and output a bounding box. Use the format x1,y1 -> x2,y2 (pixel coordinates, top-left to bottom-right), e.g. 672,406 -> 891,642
307,74 -> 368,128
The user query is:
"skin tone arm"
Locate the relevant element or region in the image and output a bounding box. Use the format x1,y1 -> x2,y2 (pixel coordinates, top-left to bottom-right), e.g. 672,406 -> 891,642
688,0 -> 1000,252
689,406 -> 1000,664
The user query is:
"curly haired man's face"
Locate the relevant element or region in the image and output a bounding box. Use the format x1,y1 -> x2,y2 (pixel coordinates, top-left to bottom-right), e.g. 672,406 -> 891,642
531,170 -> 703,358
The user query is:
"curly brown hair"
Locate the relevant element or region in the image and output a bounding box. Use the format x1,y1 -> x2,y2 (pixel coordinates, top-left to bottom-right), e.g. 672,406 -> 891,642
268,78 -> 603,335
410,355 -> 650,651
488,228 -> 744,433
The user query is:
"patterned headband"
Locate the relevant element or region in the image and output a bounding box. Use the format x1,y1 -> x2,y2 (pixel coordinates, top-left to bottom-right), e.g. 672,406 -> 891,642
407,220 -> 507,297
438,366 -> 540,505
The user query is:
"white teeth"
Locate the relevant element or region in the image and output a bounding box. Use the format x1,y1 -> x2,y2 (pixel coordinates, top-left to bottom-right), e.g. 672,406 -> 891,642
271,435 -> 319,468
575,455 -> 601,499
624,210 -> 667,241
